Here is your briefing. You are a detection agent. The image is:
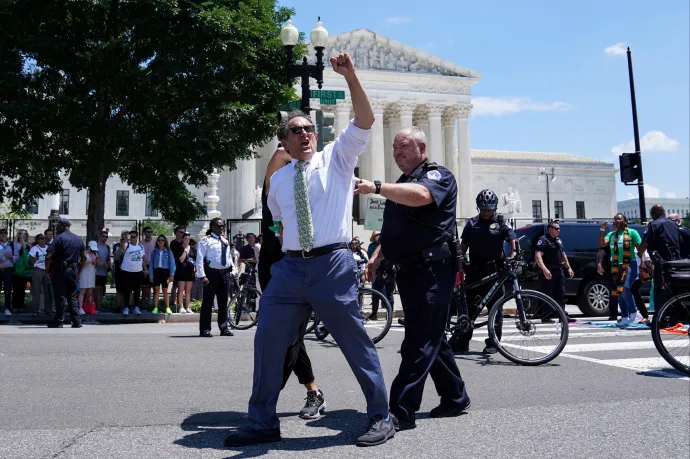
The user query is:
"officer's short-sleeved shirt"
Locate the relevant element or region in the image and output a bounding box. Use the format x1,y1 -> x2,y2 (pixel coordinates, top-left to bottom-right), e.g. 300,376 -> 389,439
47,230 -> 85,274
641,216 -> 684,261
535,235 -> 564,266
380,162 -> 457,263
461,214 -> 516,265
604,228 -> 642,264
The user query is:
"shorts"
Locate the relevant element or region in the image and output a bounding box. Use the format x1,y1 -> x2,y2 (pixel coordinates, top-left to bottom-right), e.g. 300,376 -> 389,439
115,268 -> 126,294
152,268 -> 171,288
95,275 -> 107,289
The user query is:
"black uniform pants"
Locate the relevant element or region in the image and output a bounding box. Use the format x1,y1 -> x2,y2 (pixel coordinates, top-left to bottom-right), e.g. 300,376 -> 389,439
52,267 -> 80,325
539,266 -> 566,312
451,263 -> 504,348
258,261 -> 315,388
389,259 -> 469,423
200,269 -> 230,333
630,279 -> 649,319
371,270 -> 395,312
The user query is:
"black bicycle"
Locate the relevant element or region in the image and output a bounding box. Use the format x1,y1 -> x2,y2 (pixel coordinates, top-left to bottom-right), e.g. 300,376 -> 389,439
650,258 -> 690,375
451,246 -> 569,365
228,263 -> 260,330
313,259 -> 393,344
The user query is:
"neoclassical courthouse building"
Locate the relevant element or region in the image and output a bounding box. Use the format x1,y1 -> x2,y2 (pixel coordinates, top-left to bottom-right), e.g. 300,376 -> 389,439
14,29 -> 617,237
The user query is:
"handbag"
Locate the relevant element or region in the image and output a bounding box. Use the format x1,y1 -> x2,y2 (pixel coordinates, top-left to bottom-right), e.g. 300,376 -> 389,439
15,248 -> 32,278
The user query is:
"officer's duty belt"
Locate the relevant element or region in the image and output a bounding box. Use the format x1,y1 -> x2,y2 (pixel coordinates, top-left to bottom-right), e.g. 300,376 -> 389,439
207,267 -> 232,274
395,243 -> 451,272
285,243 -> 348,259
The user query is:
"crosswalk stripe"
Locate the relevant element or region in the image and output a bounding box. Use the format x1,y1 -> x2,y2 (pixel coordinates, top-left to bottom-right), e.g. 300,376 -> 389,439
513,340 -> 687,353
495,330 -> 650,341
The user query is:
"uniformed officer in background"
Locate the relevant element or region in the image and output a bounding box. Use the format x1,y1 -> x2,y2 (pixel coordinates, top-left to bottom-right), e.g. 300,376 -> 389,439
448,189 -> 517,354
637,205 -> 687,310
45,218 -> 85,328
534,220 -> 575,323
196,217 -> 234,337
362,125 -> 470,432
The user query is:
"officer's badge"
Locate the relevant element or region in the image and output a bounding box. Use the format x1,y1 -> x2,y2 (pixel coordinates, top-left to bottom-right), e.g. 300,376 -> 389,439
557,239 -> 563,246
490,223 -> 498,230
426,170 -> 442,181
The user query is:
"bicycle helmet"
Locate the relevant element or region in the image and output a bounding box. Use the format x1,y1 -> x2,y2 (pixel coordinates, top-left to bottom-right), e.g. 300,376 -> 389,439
476,189 -> 498,210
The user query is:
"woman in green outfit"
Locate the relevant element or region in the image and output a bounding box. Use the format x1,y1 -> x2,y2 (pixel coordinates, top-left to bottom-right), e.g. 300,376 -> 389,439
597,213 -> 643,326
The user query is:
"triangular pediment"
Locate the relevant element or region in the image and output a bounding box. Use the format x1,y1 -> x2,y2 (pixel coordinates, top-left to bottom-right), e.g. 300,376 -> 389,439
307,29 -> 481,79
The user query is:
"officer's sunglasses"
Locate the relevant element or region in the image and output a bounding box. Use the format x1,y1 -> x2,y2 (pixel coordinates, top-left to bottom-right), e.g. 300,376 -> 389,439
289,125 -> 315,135
548,226 -> 561,231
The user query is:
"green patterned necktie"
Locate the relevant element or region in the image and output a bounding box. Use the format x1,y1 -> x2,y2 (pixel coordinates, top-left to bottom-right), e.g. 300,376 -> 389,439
294,160 -> 314,252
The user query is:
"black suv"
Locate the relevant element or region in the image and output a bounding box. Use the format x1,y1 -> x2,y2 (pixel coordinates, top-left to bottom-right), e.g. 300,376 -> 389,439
514,221 -> 649,316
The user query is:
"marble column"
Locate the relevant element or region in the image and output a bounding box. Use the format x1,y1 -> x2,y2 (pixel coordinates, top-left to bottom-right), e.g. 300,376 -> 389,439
384,103 -> 401,182
456,104 -> 473,218
227,156 -> 256,219
255,137 -> 278,188
443,106 -> 459,179
360,99 -> 387,210
427,103 -> 445,164
334,97 -> 351,137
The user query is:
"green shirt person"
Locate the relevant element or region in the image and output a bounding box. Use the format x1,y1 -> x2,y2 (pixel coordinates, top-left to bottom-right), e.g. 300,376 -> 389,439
597,215 -> 641,274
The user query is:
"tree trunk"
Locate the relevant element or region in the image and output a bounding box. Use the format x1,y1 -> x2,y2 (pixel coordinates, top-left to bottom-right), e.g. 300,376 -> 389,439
86,176 -> 107,243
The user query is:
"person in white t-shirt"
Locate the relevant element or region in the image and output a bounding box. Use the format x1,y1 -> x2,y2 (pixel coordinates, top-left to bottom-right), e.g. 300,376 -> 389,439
28,233 -> 50,314
115,231 -> 147,315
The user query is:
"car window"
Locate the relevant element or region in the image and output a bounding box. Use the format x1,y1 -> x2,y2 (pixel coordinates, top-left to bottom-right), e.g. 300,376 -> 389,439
559,225 -> 600,252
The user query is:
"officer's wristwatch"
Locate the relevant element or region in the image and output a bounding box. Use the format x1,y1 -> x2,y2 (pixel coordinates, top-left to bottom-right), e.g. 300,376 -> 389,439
374,180 -> 382,194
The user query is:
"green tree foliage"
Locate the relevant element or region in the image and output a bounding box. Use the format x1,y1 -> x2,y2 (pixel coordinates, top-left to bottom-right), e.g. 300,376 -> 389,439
0,0 -> 297,241
135,219 -> 174,237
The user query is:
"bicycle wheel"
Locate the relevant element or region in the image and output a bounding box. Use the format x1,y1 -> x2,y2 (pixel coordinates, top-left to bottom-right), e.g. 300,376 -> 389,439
650,292 -> 690,375
359,288 -> 393,344
313,315 -> 330,340
227,287 -> 260,330
303,310 -> 317,335
488,289 -> 569,365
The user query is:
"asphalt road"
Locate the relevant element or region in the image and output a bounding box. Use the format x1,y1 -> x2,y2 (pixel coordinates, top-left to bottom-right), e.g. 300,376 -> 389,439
0,316 -> 688,459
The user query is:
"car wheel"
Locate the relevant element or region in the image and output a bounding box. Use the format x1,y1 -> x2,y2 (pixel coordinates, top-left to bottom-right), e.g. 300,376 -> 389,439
578,279 -> 611,316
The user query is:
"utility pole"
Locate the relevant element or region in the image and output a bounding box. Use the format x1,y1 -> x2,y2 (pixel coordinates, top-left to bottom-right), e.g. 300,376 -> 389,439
627,47 -> 647,223
539,167 -> 556,222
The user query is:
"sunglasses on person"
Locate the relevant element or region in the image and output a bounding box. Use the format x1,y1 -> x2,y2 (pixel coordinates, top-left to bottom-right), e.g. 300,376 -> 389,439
289,125 -> 315,135
548,226 -> 561,231
157,238 -> 166,243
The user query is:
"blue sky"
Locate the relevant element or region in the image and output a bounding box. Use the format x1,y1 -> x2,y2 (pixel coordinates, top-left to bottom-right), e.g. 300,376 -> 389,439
285,0 -> 689,202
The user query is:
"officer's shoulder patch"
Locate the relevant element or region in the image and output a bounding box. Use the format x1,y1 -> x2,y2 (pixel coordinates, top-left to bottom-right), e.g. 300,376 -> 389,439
426,170 -> 442,181
537,238 -> 546,246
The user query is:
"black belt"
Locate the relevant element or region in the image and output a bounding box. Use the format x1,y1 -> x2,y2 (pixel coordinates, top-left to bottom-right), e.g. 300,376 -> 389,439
395,244 -> 450,272
285,243 -> 348,259
207,267 -> 232,274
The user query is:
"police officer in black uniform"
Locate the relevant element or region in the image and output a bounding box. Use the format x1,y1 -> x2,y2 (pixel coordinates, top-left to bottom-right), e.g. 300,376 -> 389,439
448,189 -> 517,354
534,220 -> 575,322
637,205 -> 687,310
361,125 -> 469,431
45,218 -> 85,328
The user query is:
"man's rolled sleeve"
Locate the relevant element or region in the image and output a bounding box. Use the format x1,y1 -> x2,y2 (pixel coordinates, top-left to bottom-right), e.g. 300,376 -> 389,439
330,120 -> 371,173
196,239 -> 207,278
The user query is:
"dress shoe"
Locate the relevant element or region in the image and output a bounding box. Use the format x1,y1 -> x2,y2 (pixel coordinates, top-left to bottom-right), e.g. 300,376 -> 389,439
200,330 -> 213,337
389,412 -> 416,431
430,400 -> 471,418
224,426 -> 281,447
47,322 -> 63,328
72,323 -> 82,328
219,329 -> 234,337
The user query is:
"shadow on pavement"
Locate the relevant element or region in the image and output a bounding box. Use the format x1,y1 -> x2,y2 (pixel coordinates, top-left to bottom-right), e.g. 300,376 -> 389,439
175,409 -> 368,457
636,369 -> 688,379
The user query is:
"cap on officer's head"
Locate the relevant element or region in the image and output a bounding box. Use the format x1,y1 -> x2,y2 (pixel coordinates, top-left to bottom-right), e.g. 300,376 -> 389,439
57,217 -> 71,226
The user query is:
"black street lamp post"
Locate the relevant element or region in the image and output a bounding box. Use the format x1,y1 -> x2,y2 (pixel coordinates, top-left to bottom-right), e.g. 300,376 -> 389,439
280,18 -> 329,113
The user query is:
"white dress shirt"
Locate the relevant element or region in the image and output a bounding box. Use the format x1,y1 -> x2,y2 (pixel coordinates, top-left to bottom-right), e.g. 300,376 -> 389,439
268,121 -> 370,251
196,233 -> 235,278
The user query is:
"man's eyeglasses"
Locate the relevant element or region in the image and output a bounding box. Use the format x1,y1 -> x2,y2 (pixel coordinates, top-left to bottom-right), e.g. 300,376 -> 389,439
289,125 -> 315,135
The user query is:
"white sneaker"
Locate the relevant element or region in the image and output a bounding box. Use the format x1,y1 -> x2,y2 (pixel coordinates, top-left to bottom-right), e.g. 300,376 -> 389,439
186,308 -> 193,314
179,308 -> 186,314
3,309 -> 11,316
629,311 -> 642,324
79,307 -> 86,315
133,306 -> 142,315
122,307 -> 130,316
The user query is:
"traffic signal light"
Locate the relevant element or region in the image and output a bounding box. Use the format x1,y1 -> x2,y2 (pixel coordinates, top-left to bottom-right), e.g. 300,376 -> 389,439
316,110 -> 335,150
619,152 -> 642,184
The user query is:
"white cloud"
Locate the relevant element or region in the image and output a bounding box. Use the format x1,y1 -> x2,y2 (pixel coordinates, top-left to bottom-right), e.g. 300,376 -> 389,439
384,17 -> 412,26
472,96 -> 572,116
626,184 -> 661,199
604,42 -> 627,56
611,130 -> 680,155
666,191 -> 678,199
